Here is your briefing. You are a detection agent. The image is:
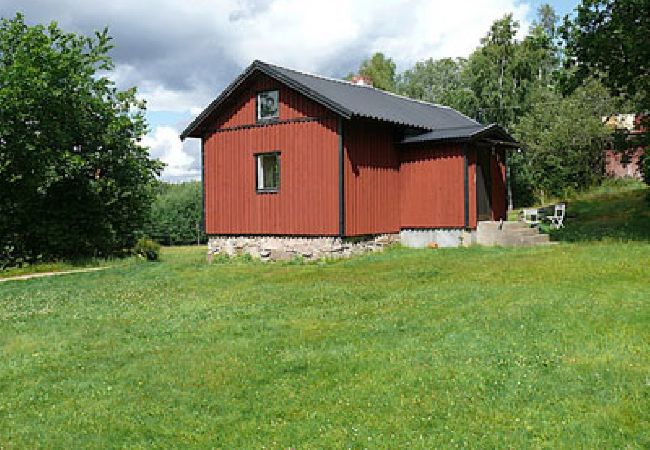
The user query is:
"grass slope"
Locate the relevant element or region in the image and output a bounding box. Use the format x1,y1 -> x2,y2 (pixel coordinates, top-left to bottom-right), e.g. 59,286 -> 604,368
551,179 -> 650,242
1,243 -> 649,448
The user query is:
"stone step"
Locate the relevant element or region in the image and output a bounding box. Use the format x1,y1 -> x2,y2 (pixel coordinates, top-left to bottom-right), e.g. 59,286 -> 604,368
477,221 -> 534,233
476,220 -> 551,247
477,229 -> 539,242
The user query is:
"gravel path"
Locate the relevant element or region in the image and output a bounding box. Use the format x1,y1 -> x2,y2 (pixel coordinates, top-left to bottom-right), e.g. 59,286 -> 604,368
0,267 -> 108,283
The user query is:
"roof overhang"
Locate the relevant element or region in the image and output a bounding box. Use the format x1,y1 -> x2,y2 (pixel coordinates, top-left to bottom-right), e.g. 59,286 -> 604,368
399,123 -> 518,147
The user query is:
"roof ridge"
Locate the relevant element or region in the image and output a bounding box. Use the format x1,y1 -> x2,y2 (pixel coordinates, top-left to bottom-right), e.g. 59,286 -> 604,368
259,60 -> 369,88
258,60 -> 480,125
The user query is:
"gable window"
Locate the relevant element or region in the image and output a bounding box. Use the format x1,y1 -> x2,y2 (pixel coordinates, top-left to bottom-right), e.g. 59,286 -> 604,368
256,152 -> 280,192
256,90 -> 279,122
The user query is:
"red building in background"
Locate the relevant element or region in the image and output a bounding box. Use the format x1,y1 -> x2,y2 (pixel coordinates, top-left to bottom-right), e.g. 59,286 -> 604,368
603,114 -> 645,179
181,61 -> 516,258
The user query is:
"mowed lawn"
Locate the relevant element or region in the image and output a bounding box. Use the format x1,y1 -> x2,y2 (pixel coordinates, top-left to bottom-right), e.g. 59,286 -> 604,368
0,241 -> 648,448
2,181 -> 650,448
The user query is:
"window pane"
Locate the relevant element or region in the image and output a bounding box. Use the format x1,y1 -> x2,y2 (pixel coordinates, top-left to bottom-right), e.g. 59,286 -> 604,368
257,90 -> 279,120
257,153 -> 279,191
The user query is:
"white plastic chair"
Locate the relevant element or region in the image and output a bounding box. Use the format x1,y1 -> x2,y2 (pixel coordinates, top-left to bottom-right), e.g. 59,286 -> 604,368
546,203 -> 566,229
521,208 -> 540,226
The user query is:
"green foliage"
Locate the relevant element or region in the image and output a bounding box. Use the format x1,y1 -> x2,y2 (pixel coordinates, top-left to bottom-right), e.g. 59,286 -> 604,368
465,14 -> 524,125
642,143 -> 650,184
511,79 -> 614,203
562,0 -> 650,108
0,14 -> 162,267
562,0 -> 650,183
464,13 -> 562,127
133,237 -> 161,261
1,240 -> 649,446
143,181 -> 206,246
398,57 -> 479,116
347,52 -> 397,91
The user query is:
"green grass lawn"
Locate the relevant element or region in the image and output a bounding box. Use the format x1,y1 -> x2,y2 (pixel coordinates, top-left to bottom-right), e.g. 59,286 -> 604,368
550,179 -> 650,242
1,184 -> 649,448
509,178 -> 650,243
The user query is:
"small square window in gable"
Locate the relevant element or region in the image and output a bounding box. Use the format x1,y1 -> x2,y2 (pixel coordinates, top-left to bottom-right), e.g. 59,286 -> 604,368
256,90 -> 279,122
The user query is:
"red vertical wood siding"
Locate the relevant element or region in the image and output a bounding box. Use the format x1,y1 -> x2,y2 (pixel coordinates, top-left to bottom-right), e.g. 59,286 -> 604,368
344,120 -> 401,235
200,71 -> 510,235
400,143 -> 467,228
212,73 -> 328,130
203,75 -> 339,235
490,148 -> 507,220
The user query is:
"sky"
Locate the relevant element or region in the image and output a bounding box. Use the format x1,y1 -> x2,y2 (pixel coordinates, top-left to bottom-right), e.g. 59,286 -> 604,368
1,0 -> 578,182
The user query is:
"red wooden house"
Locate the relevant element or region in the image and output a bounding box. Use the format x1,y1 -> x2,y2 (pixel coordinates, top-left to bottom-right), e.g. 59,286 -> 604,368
181,61 -> 516,258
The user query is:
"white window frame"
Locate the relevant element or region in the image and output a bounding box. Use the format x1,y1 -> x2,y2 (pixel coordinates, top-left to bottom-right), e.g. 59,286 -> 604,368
255,152 -> 280,193
256,90 -> 279,122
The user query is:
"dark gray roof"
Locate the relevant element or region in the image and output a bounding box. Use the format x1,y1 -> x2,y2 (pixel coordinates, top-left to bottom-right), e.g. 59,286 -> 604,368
181,60 -> 511,144
264,62 -> 480,130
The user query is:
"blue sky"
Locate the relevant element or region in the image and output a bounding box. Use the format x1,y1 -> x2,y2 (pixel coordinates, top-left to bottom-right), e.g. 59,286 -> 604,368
1,0 -> 580,181
531,0 -> 576,18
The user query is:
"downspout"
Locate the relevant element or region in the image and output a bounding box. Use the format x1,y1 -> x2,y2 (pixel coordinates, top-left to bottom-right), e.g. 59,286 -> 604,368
201,135 -> 206,235
338,117 -> 345,237
463,143 -> 469,229
506,150 -> 513,212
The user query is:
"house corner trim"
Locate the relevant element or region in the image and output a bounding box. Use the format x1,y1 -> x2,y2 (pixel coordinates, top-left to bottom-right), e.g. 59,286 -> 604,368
201,136 -> 206,233
338,117 -> 345,237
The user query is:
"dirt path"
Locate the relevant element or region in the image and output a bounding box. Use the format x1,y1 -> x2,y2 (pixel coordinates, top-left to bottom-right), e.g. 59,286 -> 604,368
0,267 -> 109,283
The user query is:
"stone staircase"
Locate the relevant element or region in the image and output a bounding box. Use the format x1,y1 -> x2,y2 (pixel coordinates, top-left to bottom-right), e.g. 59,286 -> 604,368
476,221 -> 554,247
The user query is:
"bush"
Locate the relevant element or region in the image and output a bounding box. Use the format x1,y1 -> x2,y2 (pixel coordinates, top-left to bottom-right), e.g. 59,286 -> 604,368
133,238 -> 161,262
143,182 -> 206,246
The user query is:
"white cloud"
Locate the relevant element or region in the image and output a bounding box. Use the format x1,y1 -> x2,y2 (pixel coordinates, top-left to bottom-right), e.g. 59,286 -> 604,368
76,0 -> 531,115
222,0 -> 530,71
4,0 -> 534,181
142,126 -> 200,181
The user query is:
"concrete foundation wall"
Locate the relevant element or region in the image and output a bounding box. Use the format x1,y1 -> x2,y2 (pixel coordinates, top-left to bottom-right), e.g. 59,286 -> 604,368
399,229 -> 475,248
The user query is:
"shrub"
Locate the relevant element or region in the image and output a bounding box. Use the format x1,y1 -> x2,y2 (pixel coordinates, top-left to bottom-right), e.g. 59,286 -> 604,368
134,238 -> 161,262
143,182 -> 206,246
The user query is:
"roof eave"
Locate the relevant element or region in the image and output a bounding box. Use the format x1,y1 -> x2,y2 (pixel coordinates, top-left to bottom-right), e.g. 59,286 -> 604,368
399,123 -> 517,146
469,123 -> 517,143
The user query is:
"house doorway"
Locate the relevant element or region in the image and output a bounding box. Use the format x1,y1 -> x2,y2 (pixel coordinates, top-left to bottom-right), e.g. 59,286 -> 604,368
476,149 -> 492,221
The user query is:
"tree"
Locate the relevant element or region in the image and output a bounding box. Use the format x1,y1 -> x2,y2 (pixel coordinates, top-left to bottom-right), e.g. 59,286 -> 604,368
144,182 -> 206,246
348,52 -> 397,92
464,10 -> 561,127
562,0 -> 650,182
464,14 -> 522,126
562,0 -> 650,106
512,79 -> 614,203
0,14 -> 162,267
398,57 -> 479,117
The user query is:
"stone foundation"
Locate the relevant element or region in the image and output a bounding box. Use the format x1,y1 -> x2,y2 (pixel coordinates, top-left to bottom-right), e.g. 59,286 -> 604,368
207,234 -> 400,262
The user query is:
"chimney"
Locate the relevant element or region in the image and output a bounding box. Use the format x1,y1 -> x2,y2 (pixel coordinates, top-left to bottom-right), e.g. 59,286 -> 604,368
350,74 -> 373,87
